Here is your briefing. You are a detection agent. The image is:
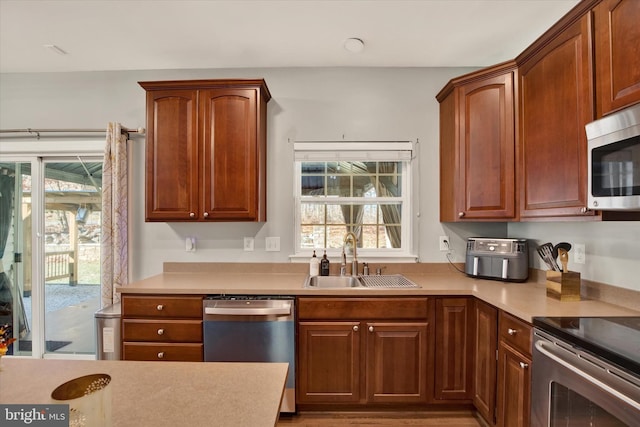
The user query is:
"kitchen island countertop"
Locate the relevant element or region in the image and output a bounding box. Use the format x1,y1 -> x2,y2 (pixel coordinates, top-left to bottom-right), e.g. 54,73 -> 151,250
0,358 -> 288,427
117,263 -> 640,323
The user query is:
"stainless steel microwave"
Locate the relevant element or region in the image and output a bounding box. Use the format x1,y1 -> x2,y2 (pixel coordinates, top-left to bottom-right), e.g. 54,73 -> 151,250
586,102 -> 640,211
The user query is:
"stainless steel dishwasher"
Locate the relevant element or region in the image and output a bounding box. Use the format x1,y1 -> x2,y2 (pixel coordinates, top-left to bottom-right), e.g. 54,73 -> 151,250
203,295 -> 295,413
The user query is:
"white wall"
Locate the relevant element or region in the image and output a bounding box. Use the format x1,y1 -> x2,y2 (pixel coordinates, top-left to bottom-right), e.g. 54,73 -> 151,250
1,67 -> 637,291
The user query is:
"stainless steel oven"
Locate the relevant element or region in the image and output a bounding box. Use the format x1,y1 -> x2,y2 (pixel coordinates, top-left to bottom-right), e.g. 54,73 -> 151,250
532,318 -> 640,426
203,295 -> 296,413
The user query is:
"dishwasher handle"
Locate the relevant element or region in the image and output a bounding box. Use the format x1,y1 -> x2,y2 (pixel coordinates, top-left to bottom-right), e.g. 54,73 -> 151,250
204,300 -> 292,317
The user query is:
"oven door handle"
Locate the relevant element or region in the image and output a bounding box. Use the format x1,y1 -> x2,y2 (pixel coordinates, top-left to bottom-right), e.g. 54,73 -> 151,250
535,340 -> 640,410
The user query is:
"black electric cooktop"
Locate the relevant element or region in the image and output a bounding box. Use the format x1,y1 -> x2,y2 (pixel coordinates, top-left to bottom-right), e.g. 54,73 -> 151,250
533,316 -> 640,377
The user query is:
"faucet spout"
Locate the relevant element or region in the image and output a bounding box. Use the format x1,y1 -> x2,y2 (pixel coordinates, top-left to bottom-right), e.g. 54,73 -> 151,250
343,232 -> 358,276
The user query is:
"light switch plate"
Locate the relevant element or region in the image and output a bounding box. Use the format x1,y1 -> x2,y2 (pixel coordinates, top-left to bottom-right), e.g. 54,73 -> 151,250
266,237 -> 280,252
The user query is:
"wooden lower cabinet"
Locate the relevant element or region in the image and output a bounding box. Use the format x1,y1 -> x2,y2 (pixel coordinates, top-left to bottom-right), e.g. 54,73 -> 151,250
496,311 -> 533,427
473,299 -> 498,425
121,294 -> 204,361
297,297 -> 432,406
434,297 -> 473,402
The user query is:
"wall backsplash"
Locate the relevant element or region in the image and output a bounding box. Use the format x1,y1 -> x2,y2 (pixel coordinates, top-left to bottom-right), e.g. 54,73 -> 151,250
1,67 -> 638,291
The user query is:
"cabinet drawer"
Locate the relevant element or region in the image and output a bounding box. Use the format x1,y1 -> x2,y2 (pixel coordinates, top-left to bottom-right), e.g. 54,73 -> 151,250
499,311 -> 532,356
122,342 -> 203,361
122,295 -> 203,319
122,319 -> 202,342
298,297 -> 429,320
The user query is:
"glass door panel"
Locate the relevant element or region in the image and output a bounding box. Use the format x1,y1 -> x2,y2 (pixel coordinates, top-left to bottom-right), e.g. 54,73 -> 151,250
43,160 -> 102,354
0,162 -> 32,356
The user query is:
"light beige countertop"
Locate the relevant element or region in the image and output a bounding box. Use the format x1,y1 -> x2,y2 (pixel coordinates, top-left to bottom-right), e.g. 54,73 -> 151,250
117,263 -> 640,323
0,358 -> 288,427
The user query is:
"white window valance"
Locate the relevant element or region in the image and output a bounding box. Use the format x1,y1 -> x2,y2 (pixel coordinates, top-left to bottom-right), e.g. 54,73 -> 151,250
293,141 -> 414,161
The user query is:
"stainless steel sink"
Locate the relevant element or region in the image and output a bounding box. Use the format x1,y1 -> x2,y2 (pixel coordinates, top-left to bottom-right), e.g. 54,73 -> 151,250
304,275 -> 363,288
303,274 -> 421,289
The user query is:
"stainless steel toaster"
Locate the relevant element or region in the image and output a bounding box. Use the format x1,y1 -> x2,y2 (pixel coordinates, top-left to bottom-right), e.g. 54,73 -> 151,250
465,238 -> 529,282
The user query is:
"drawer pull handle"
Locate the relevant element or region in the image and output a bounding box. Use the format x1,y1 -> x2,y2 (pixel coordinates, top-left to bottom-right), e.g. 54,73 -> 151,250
203,212 -> 209,218
368,326 -> 374,332
156,304 -> 164,311
189,212 -> 196,218
507,328 -> 517,336
519,362 -> 529,369
157,329 -> 164,335
157,352 -> 165,359
353,325 -> 359,332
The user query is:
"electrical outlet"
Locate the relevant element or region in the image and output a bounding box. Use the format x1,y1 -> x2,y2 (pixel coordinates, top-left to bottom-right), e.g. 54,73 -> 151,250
243,237 -> 255,251
266,237 -> 280,252
439,236 -> 450,252
574,243 -> 585,264
185,237 -> 196,252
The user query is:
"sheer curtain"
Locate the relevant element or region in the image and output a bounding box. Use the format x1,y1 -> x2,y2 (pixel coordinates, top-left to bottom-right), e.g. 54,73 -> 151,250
100,123 -> 129,307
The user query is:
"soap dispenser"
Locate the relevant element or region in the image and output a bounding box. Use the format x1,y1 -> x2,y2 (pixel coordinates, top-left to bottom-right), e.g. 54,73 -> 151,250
309,250 -> 320,276
320,250 -> 330,276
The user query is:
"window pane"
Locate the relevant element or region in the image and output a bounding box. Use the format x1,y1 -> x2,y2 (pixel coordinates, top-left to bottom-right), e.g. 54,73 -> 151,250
353,176 -> 375,197
300,225 -> 325,249
326,205 -> 346,224
327,175 -> 350,196
380,226 -> 401,248
301,162 -> 325,174
301,176 -> 325,196
326,225 -> 348,248
361,225 -> 378,248
301,203 -> 325,224
362,204 -> 378,224
378,175 -> 401,197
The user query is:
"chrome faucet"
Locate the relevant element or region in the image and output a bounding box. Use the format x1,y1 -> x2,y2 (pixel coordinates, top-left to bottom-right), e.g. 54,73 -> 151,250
343,231 -> 358,276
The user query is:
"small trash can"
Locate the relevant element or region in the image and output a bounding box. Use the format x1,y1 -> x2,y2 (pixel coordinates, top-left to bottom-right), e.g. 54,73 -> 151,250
95,302 -> 121,360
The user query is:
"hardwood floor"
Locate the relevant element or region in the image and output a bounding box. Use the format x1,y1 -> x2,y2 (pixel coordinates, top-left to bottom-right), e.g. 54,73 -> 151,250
277,411 -> 484,427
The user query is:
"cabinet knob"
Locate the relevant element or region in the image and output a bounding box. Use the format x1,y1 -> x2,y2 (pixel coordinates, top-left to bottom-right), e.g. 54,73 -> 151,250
157,328 -> 164,335
458,212 -> 465,218
156,304 -> 164,311
580,207 -> 589,214
368,326 -> 374,332
189,212 -> 196,218
157,352 -> 165,359
203,212 -> 209,218
507,328 -> 517,336
519,362 -> 529,369
353,325 -> 359,332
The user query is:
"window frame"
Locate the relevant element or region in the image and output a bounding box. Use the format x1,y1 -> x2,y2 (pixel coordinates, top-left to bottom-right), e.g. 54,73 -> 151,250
292,141 -> 417,262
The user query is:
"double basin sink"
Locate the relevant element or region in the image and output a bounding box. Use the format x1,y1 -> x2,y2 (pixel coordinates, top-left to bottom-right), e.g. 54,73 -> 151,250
304,274 -> 420,289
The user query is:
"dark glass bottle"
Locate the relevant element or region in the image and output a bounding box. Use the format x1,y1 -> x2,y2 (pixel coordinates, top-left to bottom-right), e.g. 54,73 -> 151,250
320,250 -> 330,276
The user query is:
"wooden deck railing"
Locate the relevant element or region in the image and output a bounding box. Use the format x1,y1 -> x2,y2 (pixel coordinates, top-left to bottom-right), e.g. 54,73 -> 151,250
45,250 -> 76,284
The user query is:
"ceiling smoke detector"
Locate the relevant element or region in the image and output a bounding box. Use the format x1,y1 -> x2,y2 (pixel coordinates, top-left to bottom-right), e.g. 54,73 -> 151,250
343,38 -> 365,53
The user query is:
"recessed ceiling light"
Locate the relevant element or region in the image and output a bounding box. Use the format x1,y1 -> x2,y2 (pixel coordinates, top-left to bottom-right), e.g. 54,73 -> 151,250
43,44 -> 68,55
344,38 -> 365,53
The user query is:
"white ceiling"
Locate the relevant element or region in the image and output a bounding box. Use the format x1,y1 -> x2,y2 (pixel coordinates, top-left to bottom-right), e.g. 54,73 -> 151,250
0,0 -> 580,73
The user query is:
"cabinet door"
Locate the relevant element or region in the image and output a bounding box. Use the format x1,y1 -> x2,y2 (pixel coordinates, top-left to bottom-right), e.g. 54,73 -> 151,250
473,300 -> 498,426
434,298 -> 473,401
365,322 -> 431,404
594,0 -> 640,116
458,72 -> 515,220
297,321 -> 362,404
519,14 -> 595,219
145,89 -> 200,221
496,342 -> 531,427
200,88 -> 259,221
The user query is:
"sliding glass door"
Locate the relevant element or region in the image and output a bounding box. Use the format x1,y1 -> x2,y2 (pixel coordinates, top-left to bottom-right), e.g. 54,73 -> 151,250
0,156 -> 102,357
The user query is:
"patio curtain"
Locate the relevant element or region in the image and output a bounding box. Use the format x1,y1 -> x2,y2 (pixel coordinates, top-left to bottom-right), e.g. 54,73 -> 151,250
0,172 -> 16,325
100,123 -> 129,307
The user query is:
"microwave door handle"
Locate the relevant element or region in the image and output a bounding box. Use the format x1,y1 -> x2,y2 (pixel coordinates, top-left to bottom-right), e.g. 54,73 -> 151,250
534,340 -> 640,411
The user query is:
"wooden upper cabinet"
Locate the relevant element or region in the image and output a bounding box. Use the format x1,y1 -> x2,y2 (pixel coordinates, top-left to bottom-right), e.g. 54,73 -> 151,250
437,62 -> 517,222
139,79 -> 271,222
144,89 -> 199,221
594,0 -> 640,117
518,14 -> 596,219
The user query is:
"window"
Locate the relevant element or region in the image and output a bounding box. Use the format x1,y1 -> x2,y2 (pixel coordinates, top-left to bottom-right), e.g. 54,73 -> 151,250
294,142 -> 415,259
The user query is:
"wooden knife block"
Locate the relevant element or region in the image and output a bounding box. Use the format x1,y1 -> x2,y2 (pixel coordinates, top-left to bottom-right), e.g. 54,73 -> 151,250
546,270 -> 581,301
